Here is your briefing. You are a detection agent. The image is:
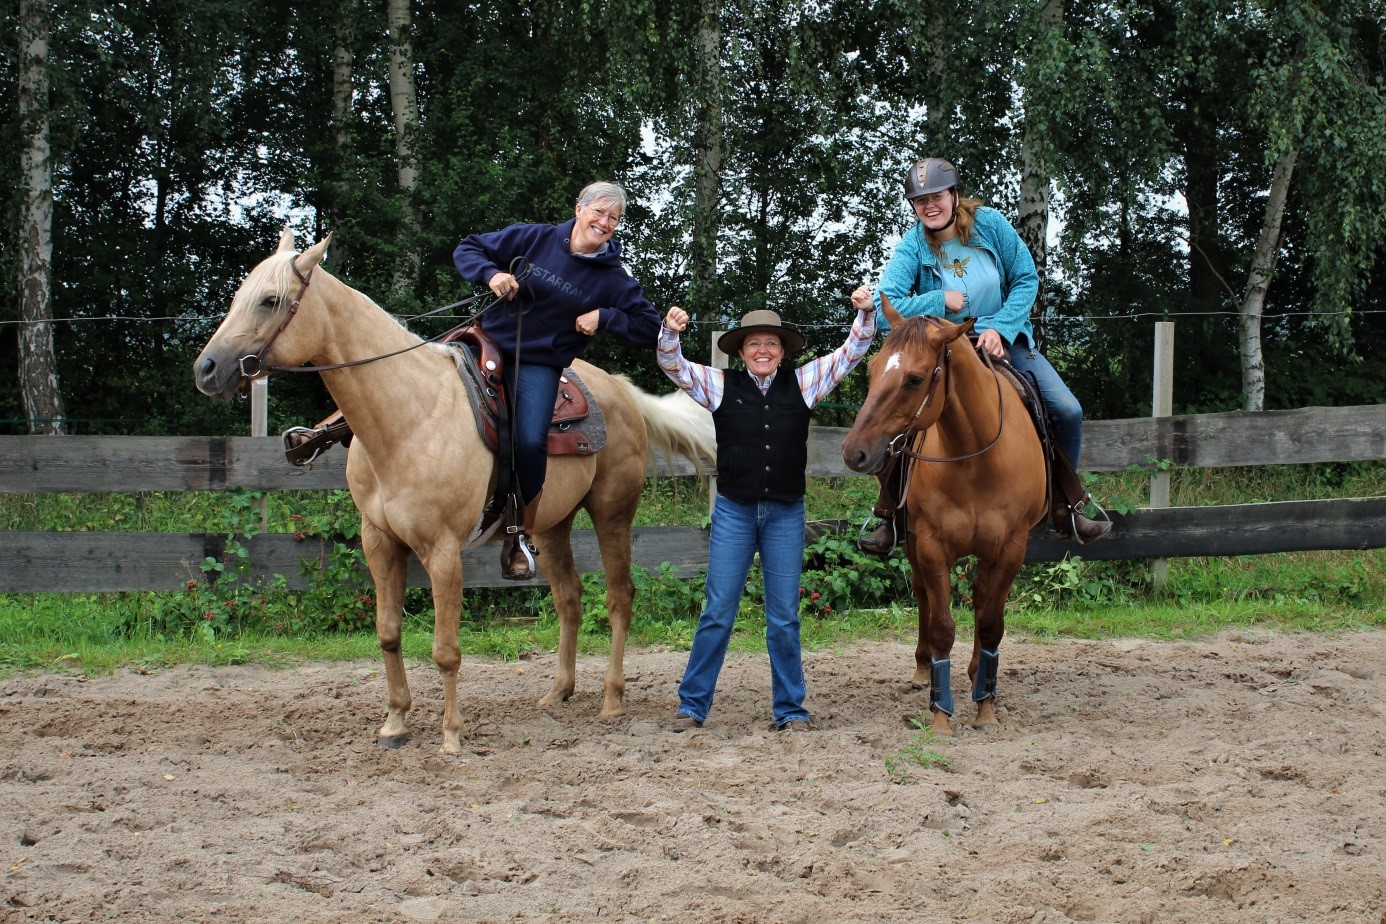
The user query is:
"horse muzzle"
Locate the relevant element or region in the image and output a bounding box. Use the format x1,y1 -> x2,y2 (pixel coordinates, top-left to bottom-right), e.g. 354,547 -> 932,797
193,349 -> 251,401
842,437 -> 890,476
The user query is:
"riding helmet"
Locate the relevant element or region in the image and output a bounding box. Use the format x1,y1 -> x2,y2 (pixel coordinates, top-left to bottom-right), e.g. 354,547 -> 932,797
903,158 -> 959,200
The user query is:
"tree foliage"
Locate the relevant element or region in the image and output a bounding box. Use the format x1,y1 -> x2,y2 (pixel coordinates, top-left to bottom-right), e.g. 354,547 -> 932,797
1,0 -> 1382,435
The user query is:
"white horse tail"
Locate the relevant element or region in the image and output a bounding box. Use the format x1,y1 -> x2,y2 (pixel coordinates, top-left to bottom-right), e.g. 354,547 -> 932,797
615,376 -> 717,476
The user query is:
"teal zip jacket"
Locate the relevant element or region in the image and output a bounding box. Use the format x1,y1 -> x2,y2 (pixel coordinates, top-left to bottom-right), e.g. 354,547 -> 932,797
874,206 -> 1039,347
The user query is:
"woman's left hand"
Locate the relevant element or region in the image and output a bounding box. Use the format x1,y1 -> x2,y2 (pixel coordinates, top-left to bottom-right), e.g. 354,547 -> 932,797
976,328 -> 1006,358
576,309 -> 600,336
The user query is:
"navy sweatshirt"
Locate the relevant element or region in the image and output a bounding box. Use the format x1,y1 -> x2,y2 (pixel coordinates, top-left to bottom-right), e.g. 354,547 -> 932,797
452,219 -> 661,368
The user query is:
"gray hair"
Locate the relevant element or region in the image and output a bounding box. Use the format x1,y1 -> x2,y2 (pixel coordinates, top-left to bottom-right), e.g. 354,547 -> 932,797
576,181 -> 628,211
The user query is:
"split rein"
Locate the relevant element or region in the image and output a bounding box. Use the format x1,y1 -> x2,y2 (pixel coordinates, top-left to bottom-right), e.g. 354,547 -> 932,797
235,254 -> 525,383
885,340 -> 1008,465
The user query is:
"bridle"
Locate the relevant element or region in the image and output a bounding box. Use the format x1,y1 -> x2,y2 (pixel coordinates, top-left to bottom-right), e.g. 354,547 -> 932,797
885,335 -> 1007,465
234,252 -> 516,385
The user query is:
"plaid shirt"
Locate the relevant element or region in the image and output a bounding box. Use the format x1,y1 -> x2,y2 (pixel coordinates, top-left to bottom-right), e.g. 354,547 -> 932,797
657,308 -> 875,412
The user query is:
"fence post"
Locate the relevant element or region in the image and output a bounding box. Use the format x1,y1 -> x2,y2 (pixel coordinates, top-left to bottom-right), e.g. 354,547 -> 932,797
1150,321 -> 1175,592
708,331 -> 729,517
250,378 -> 270,533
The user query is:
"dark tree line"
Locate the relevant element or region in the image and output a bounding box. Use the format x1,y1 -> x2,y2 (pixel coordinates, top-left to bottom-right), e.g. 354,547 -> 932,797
3,0 -> 1384,436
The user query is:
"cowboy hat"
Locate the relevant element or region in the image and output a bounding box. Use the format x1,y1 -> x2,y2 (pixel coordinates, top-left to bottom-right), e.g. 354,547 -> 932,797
717,309 -> 805,356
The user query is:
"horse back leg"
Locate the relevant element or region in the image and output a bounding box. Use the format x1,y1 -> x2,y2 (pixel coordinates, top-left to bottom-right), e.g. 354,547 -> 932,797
909,551 -> 959,737
967,540 -> 1027,728
535,513 -> 583,712
590,512 -> 636,717
362,520 -> 414,748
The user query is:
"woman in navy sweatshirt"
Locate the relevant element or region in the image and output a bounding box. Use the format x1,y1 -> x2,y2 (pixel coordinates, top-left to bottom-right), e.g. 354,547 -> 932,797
452,181 -> 662,580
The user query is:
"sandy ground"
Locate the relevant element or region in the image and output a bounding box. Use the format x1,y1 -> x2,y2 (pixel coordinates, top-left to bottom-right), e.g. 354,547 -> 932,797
2,629 -> 1385,923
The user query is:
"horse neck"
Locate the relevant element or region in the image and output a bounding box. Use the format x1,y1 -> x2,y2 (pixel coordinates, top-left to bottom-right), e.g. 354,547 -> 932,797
309,272 -> 458,441
933,346 -> 1003,449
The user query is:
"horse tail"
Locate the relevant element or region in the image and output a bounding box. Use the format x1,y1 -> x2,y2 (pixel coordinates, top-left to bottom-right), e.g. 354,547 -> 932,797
614,376 -> 717,477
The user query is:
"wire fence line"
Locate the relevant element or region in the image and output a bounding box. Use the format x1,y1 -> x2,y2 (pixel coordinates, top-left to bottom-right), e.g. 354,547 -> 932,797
3,308 -> 1384,329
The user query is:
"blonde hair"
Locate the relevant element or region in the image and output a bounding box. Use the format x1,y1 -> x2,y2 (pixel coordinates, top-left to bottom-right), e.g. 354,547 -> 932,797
923,195 -> 983,262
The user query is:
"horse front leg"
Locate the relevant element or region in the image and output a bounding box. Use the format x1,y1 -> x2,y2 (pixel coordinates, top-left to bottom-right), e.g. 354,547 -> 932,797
535,521 -> 582,711
363,521 -> 412,748
911,556 -> 958,737
420,545 -> 465,755
967,543 -> 1026,728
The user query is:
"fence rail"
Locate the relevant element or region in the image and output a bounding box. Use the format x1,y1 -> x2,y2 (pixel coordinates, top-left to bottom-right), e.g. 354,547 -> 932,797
2,404 -> 1384,592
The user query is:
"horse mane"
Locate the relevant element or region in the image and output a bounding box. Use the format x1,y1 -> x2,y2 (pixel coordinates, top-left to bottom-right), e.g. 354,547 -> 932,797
229,252 -> 301,316
232,251 -> 420,341
883,314 -> 946,351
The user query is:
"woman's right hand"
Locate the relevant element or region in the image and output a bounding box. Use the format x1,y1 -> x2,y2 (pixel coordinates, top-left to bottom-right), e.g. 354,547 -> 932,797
943,290 -> 965,312
663,306 -> 688,333
489,272 -> 519,301
850,285 -> 873,312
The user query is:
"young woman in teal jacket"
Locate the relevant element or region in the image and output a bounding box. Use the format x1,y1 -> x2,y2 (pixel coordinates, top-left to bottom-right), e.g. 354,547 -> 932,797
859,158 -> 1110,552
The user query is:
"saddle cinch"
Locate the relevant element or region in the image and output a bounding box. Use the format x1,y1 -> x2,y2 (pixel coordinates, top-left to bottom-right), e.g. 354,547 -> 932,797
281,325 -> 609,467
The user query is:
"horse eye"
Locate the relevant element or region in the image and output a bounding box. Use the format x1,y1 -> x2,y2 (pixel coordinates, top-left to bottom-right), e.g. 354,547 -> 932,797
903,374 -> 925,389
259,295 -> 280,311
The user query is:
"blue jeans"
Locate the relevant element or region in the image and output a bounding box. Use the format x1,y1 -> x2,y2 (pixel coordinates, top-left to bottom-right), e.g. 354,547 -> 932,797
1006,343 -> 1084,467
677,494 -> 809,727
504,363 -> 561,503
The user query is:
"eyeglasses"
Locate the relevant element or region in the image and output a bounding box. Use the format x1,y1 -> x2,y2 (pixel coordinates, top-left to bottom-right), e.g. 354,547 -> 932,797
743,338 -> 783,351
583,204 -> 624,227
911,190 -> 953,207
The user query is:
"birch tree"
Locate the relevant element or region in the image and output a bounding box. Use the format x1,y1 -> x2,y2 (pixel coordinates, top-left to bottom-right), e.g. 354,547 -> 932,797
387,0 -> 421,295
16,0 -> 65,434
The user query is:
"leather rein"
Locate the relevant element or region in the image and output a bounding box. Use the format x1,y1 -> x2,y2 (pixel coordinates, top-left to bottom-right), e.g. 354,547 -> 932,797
235,253 -> 508,383
886,339 -> 1007,465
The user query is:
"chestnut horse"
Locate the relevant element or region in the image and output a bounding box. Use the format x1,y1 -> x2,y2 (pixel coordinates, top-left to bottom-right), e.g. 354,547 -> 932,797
842,296 -> 1047,735
194,230 -> 716,754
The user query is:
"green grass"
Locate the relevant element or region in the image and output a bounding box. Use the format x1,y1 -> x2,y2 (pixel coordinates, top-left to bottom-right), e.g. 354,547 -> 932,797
1,463 -> 1383,677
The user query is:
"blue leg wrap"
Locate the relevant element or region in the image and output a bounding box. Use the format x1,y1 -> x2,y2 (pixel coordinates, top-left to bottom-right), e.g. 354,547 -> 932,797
972,647 -> 1000,702
929,657 -> 954,716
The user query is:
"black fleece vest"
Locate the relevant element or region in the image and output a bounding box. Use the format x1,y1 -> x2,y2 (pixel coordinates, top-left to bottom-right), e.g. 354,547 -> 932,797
713,369 -> 812,503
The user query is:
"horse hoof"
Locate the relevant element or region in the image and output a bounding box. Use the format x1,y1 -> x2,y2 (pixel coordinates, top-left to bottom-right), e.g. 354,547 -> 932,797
377,734 -> 409,749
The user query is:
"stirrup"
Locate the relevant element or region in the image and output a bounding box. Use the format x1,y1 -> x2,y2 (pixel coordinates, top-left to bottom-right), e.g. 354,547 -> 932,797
856,514 -> 898,555
501,533 -> 538,581
1066,497 -> 1113,545
282,418 -> 353,467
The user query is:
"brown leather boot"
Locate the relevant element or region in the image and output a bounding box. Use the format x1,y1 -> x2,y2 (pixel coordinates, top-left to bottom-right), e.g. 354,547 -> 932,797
1051,498 -> 1112,544
857,466 -> 902,556
858,516 -> 898,555
501,491 -> 542,580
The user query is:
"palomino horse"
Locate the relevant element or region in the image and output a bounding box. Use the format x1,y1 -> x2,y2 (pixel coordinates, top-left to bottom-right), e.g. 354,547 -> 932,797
194,230 -> 716,754
841,295 -> 1047,735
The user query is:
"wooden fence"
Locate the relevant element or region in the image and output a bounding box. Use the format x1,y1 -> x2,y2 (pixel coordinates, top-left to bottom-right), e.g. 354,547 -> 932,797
2,404 -> 1384,592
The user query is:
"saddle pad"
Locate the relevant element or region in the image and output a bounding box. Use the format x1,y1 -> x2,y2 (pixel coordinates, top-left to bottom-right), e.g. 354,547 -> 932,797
451,346 -> 609,457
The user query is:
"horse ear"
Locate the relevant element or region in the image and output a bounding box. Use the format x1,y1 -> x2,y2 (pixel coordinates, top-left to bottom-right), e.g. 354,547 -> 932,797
298,233 -> 333,272
948,317 -> 977,343
879,290 -> 904,328
276,226 -> 296,253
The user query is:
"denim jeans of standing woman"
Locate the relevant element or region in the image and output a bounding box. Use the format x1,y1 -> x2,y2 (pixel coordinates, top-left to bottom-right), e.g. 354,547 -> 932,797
676,495 -> 810,728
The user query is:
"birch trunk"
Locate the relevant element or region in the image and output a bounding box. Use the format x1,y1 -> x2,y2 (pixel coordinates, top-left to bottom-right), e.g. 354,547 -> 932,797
1240,145 -> 1297,412
1016,0 -> 1062,350
326,0 -> 356,262
387,0 -> 421,295
17,0 -> 66,435
688,0 -> 724,325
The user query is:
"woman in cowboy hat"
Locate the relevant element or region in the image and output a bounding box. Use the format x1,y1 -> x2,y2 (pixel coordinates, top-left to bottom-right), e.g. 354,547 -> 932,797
657,290 -> 875,733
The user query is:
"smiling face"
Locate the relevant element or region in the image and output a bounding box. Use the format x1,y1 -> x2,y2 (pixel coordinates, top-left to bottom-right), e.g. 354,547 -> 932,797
571,198 -> 623,254
911,189 -> 958,239
738,333 -> 784,378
